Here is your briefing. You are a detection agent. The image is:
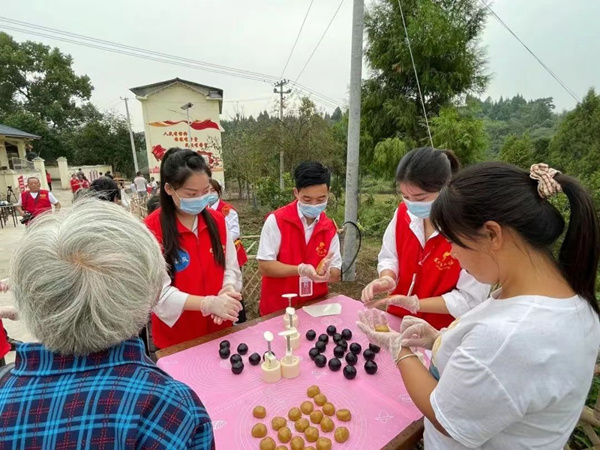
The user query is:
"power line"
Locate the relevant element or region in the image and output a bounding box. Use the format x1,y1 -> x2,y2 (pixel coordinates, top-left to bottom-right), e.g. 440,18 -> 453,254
280,0 -> 314,79
397,0 -> 433,147
294,0 -> 346,84
478,1 -> 580,103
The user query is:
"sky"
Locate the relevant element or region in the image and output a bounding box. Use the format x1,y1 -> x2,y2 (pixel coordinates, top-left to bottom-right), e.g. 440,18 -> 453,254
1,0 -> 599,131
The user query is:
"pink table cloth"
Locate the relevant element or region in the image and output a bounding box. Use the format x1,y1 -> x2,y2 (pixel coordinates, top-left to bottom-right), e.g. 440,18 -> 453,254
157,295 -> 423,449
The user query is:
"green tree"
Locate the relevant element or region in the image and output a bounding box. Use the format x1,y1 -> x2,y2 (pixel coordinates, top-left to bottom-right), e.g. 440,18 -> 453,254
371,137 -> 409,178
498,134 -> 535,169
361,0 -> 489,168
430,106 -> 486,165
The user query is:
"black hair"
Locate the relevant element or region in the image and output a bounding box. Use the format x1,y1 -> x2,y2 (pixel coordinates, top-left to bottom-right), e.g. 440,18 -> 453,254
89,176 -> 120,202
395,147 -> 461,192
136,171 -> 142,176
431,162 -> 600,316
294,161 -> 331,190
146,195 -> 160,214
209,179 -> 222,197
159,148 -> 225,274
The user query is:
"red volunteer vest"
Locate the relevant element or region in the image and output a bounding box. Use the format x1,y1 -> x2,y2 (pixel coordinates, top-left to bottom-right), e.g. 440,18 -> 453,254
388,203 -> 462,330
0,321 -> 9,360
145,208 -> 231,349
259,201 -> 337,316
20,190 -> 52,217
215,200 -> 248,267
70,179 -> 80,193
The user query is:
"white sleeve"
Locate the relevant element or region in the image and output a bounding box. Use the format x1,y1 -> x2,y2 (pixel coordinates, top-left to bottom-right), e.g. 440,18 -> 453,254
223,227 -> 243,291
225,209 -> 241,241
441,270 -> 491,318
377,208 -> 399,277
328,234 -> 342,269
48,192 -> 59,205
153,272 -> 189,327
17,195 -> 22,206
256,214 -> 281,261
430,347 -> 523,448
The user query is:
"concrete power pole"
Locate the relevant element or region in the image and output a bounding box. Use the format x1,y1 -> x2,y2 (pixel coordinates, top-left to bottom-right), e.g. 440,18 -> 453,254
342,0 -> 364,281
274,80 -> 292,189
122,97 -> 140,174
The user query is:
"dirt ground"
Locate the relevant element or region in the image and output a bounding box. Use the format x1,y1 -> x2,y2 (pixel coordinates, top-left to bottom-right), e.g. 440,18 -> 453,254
229,199 -> 381,322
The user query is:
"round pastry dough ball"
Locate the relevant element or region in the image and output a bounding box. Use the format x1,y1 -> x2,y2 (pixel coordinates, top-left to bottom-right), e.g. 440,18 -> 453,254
334,426 -> 350,443
275,446 -> 287,450
295,417 -> 310,432
288,407 -> 302,421
300,401 -> 314,415
305,425 -> 320,442
307,385 -> 320,398
253,406 -> 267,419
306,447 -> 316,450
313,394 -> 327,407
320,416 -> 334,433
322,402 -> 335,416
260,436 -> 277,450
277,426 -> 292,444
271,416 -> 287,431
375,324 -> 390,332
310,410 -> 324,424
290,436 -> 305,450
336,409 -> 351,422
251,423 -> 268,438
316,437 -> 332,450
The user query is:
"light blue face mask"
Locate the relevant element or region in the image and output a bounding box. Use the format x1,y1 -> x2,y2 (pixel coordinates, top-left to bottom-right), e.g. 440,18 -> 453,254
206,193 -> 219,207
298,201 -> 328,219
175,192 -> 210,215
404,198 -> 434,219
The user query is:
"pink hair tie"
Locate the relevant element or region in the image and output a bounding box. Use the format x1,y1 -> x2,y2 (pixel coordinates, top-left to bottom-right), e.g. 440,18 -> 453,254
530,163 -> 562,199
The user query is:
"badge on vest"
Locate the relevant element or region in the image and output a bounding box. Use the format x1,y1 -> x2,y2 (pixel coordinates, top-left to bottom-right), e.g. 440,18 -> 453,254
174,250 -> 191,272
434,251 -> 455,271
315,242 -> 327,257
299,276 -> 313,297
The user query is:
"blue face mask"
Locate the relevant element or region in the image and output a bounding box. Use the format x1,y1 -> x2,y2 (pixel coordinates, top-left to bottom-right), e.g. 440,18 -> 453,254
298,201 -> 328,219
206,193 -> 219,206
175,192 -> 210,215
404,198 -> 434,219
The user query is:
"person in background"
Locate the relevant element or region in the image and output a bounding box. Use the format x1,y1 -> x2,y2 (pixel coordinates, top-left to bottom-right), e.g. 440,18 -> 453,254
150,177 -> 158,195
358,162 -> 600,449
16,177 -> 61,223
208,179 -> 248,323
130,181 -> 137,195
147,195 -> 160,215
45,170 -> 52,192
361,147 -> 489,329
257,161 -> 341,315
99,172 -> 103,176
134,171 -> 148,200
69,174 -> 81,195
0,199 -> 215,449
0,279 -> 19,368
144,148 -> 243,349
76,168 -> 84,178
105,171 -> 114,179
89,176 -> 121,203
78,173 -> 90,189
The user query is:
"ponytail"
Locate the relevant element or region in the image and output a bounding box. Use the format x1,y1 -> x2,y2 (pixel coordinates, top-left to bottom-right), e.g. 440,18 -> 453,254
440,149 -> 461,174
556,174 -> 600,315
396,147 -> 461,192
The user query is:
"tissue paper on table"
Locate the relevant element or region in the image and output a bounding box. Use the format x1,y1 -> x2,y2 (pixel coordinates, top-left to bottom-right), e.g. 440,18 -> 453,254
302,302 -> 342,317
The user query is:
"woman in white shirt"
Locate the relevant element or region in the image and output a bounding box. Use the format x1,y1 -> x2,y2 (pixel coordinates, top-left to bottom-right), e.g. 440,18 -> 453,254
358,162 -> 600,449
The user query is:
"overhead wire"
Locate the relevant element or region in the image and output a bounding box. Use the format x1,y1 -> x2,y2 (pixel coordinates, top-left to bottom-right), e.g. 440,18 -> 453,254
293,0 -> 345,84
279,0 -> 314,79
396,0 -> 434,147
477,1 -> 580,103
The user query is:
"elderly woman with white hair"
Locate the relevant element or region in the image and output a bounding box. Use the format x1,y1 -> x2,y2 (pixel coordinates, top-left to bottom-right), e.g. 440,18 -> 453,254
0,199 -> 215,449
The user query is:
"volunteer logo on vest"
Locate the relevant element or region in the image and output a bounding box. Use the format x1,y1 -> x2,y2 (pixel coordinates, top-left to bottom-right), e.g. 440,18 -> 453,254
174,250 -> 191,272
39,193 -> 47,199
222,205 -> 231,216
434,251 -> 455,271
315,242 -> 328,257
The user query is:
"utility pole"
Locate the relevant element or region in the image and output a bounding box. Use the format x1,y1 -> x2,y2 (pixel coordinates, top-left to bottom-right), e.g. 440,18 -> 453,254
180,102 -> 194,147
122,97 -> 140,174
342,0 -> 364,281
274,79 -> 292,189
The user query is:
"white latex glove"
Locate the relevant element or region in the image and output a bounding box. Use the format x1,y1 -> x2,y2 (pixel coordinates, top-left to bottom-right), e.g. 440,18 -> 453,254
298,263 -> 329,283
399,316 -> 442,350
361,275 -> 396,303
212,286 -> 242,325
367,295 -> 420,313
0,278 -> 9,293
316,252 -> 334,276
200,293 -> 243,322
0,306 -> 19,321
356,309 -> 404,365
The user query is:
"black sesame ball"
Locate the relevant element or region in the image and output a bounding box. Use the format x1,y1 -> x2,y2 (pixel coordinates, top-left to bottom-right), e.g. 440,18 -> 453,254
306,329 -> 317,341
326,325 -> 337,336
341,329 -> 353,340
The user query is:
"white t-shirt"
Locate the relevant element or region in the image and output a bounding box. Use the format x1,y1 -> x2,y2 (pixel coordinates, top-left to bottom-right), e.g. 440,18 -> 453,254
426,291 -> 600,449
134,176 -> 147,192
17,191 -> 59,206
257,202 -> 342,269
